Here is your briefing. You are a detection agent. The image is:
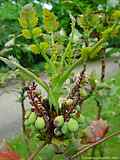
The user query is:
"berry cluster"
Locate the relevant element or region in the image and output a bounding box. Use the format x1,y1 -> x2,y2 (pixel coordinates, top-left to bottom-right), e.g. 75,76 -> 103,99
23,69 -> 109,143
24,81 -> 88,141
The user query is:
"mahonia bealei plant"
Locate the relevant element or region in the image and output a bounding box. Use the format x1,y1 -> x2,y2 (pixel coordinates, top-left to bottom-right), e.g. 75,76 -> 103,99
0,3 -> 120,159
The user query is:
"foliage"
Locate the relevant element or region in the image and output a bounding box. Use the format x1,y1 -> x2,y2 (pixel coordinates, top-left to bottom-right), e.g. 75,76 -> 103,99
0,1 -> 120,160
0,0 -> 120,67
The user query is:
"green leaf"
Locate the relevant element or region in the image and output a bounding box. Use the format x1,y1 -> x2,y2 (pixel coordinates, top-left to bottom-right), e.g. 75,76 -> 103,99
32,27 -> 42,38
39,144 -> 55,160
112,10 -> 120,20
30,44 -> 40,54
22,29 -> 31,39
39,42 -> 49,53
61,39 -> 72,66
102,24 -> 118,40
53,155 -> 65,160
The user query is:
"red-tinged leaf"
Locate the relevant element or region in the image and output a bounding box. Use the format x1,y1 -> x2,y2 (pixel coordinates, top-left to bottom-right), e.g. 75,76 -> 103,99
82,119 -> 109,143
0,151 -> 21,160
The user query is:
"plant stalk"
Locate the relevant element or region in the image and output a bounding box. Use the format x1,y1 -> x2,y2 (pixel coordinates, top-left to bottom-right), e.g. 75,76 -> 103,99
101,49 -> 106,82
20,84 -> 26,133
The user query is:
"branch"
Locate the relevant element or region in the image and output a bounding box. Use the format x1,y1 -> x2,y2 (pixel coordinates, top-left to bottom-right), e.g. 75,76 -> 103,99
101,49 -> 106,82
70,130 -> 120,159
20,83 -> 26,133
95,98 -> 102,120
0,56 -> 49,93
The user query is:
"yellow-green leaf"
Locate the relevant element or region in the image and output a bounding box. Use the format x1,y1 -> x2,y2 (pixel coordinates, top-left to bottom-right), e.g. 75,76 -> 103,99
30,44 -> 40,54
19,3 -> 38,28
18,18 -> 28,29
112,10 -> 120,20
30,16 -> 38,27
32,27 -> 42,37
39,42 -> 49,53
22,29 -> 31,39
77,15 -> 89,30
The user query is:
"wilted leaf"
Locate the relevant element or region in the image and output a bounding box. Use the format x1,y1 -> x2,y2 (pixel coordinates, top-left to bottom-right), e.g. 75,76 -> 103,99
0,151 -> 21,160
82,119 -> 109,143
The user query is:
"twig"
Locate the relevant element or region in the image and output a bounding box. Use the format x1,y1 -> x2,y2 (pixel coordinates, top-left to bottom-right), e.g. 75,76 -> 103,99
28,142 -> 47,160
96,99 -> 102,120
65,144 -> 89,156
69,130 -> 120,159
20,82 -> 26,133
96,49 -> 106,120
101,50 -> 106,82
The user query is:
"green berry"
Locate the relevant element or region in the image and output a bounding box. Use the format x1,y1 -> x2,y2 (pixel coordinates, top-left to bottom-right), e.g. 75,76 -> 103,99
28,112 -> 36,124
54,115 -> 64,127
35,117 -> 45,130
25,110 -> 31,119
24,119 -> 31,126
54,128 -> 62,136
61,122 -> 69,135
68,118 -> 79,132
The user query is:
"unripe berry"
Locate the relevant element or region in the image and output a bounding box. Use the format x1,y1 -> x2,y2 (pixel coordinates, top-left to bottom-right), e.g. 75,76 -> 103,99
28,112 -> 36,124
68,118 -> 79,132
35,117 -> 45,130
61,122 -> 69,135
24,119 -> 31,126
54,115 -> 64,127
25,110 -> 31,119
